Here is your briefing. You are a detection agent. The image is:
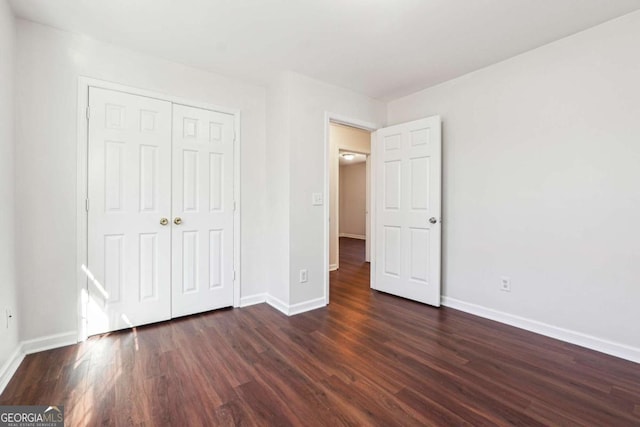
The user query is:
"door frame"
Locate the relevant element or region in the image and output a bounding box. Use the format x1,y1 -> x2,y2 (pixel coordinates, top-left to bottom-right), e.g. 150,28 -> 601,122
76,77 -> 242,341
323,112 -> 380,304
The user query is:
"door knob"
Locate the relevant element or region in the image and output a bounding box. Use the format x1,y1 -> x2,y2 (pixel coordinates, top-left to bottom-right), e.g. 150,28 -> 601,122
174,217 -> 183,225
160,218 -> 169,226
429,217 -> 437,224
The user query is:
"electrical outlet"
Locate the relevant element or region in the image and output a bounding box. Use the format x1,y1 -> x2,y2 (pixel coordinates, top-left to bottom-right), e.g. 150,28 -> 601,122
299,269 -> 308,283
500,276 -> 511,292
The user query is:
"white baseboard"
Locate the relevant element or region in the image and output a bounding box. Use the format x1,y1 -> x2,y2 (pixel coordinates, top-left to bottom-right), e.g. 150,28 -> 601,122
289,297 -> 327,316
266,295 -> 327,316
242,293 -> 326,316
266,295 -> 289,315
329,264 -> 338,271
442,297 -> 640,364
339,233 -> 365,240
0,346 -> 24,396
239,293 -> 267,307
21,331 -> 78,355
1,330 -> 78,395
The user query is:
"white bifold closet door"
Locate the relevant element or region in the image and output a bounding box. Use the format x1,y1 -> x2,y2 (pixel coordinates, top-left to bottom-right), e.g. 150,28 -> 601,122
87,87 -> 173,335
87,87 -> 235,336
171,104 -> 235,318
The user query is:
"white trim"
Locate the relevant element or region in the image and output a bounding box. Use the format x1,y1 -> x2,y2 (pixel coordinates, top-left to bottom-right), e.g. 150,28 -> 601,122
442,297 -> 640,364
239,293 -> 267,307
76,76 -> 242,341
265,294 -> 326,316
1,331 -> 79,395
76,79 -> 89,342
232,112 -> 242,310
323,112 -> 380,306
336,148 -> 340,273
329,114 -> 380,131
369,131 -> 377,290
288,297 -> 327,316
266,295 -> 289,316
365,155 -> 371,262
0,346 -> 24,396
80,77 -> 240,115
324,112 -> 331,305
21,331 -> 78,355
339,233 -> 365,240
329,264 -> 338,271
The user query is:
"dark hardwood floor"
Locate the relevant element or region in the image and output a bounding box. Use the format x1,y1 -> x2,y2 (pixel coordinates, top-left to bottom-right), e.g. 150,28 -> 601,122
2,237 -> 639,425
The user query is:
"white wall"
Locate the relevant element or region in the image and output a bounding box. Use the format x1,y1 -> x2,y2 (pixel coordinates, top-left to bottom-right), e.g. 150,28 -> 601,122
265,73 -> 291,305
339,163 -> 366,237
0,0 -> 19,373
286,73 -> 385,306
14,20 -> 268,341
388,11 -> 640,350
329,123 -> 371,268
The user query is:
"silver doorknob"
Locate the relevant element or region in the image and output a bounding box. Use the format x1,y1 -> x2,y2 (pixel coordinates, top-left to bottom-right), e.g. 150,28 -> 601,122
429,217 -> 437,224
174,217 -> 183,225
160,218 -> 168,226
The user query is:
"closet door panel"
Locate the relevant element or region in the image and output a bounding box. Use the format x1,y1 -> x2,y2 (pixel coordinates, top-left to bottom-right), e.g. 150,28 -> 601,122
171,104 -> 235,317
87,87 -> 172,335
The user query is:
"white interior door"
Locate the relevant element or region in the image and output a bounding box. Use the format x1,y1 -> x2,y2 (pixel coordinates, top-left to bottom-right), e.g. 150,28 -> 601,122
171,104 -> 235,317
372,116 -> 442,306
87,87 -> 172,335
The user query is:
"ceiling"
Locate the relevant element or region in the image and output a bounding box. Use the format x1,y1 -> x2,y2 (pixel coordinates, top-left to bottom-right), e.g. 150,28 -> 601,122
10,0 -> 640,100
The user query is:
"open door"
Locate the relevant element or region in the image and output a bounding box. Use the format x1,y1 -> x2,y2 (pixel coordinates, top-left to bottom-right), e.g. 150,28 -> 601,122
371,116 -> 442,306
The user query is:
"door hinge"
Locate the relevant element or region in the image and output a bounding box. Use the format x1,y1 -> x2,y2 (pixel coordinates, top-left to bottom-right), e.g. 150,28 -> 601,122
233,201 -> 237,211
85,198 -> 90,212
233,270 -> 236,280
86,106 -> 90,121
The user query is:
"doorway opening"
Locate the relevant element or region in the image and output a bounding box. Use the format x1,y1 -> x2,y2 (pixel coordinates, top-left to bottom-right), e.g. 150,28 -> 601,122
324,114 -> 379,304
338,149 -> 369,266
324,114 -> 442,308
331,124 -> 371,271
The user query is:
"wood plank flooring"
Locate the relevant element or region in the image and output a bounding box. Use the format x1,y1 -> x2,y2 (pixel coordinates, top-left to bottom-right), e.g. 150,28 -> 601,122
2,237 -> 639,425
